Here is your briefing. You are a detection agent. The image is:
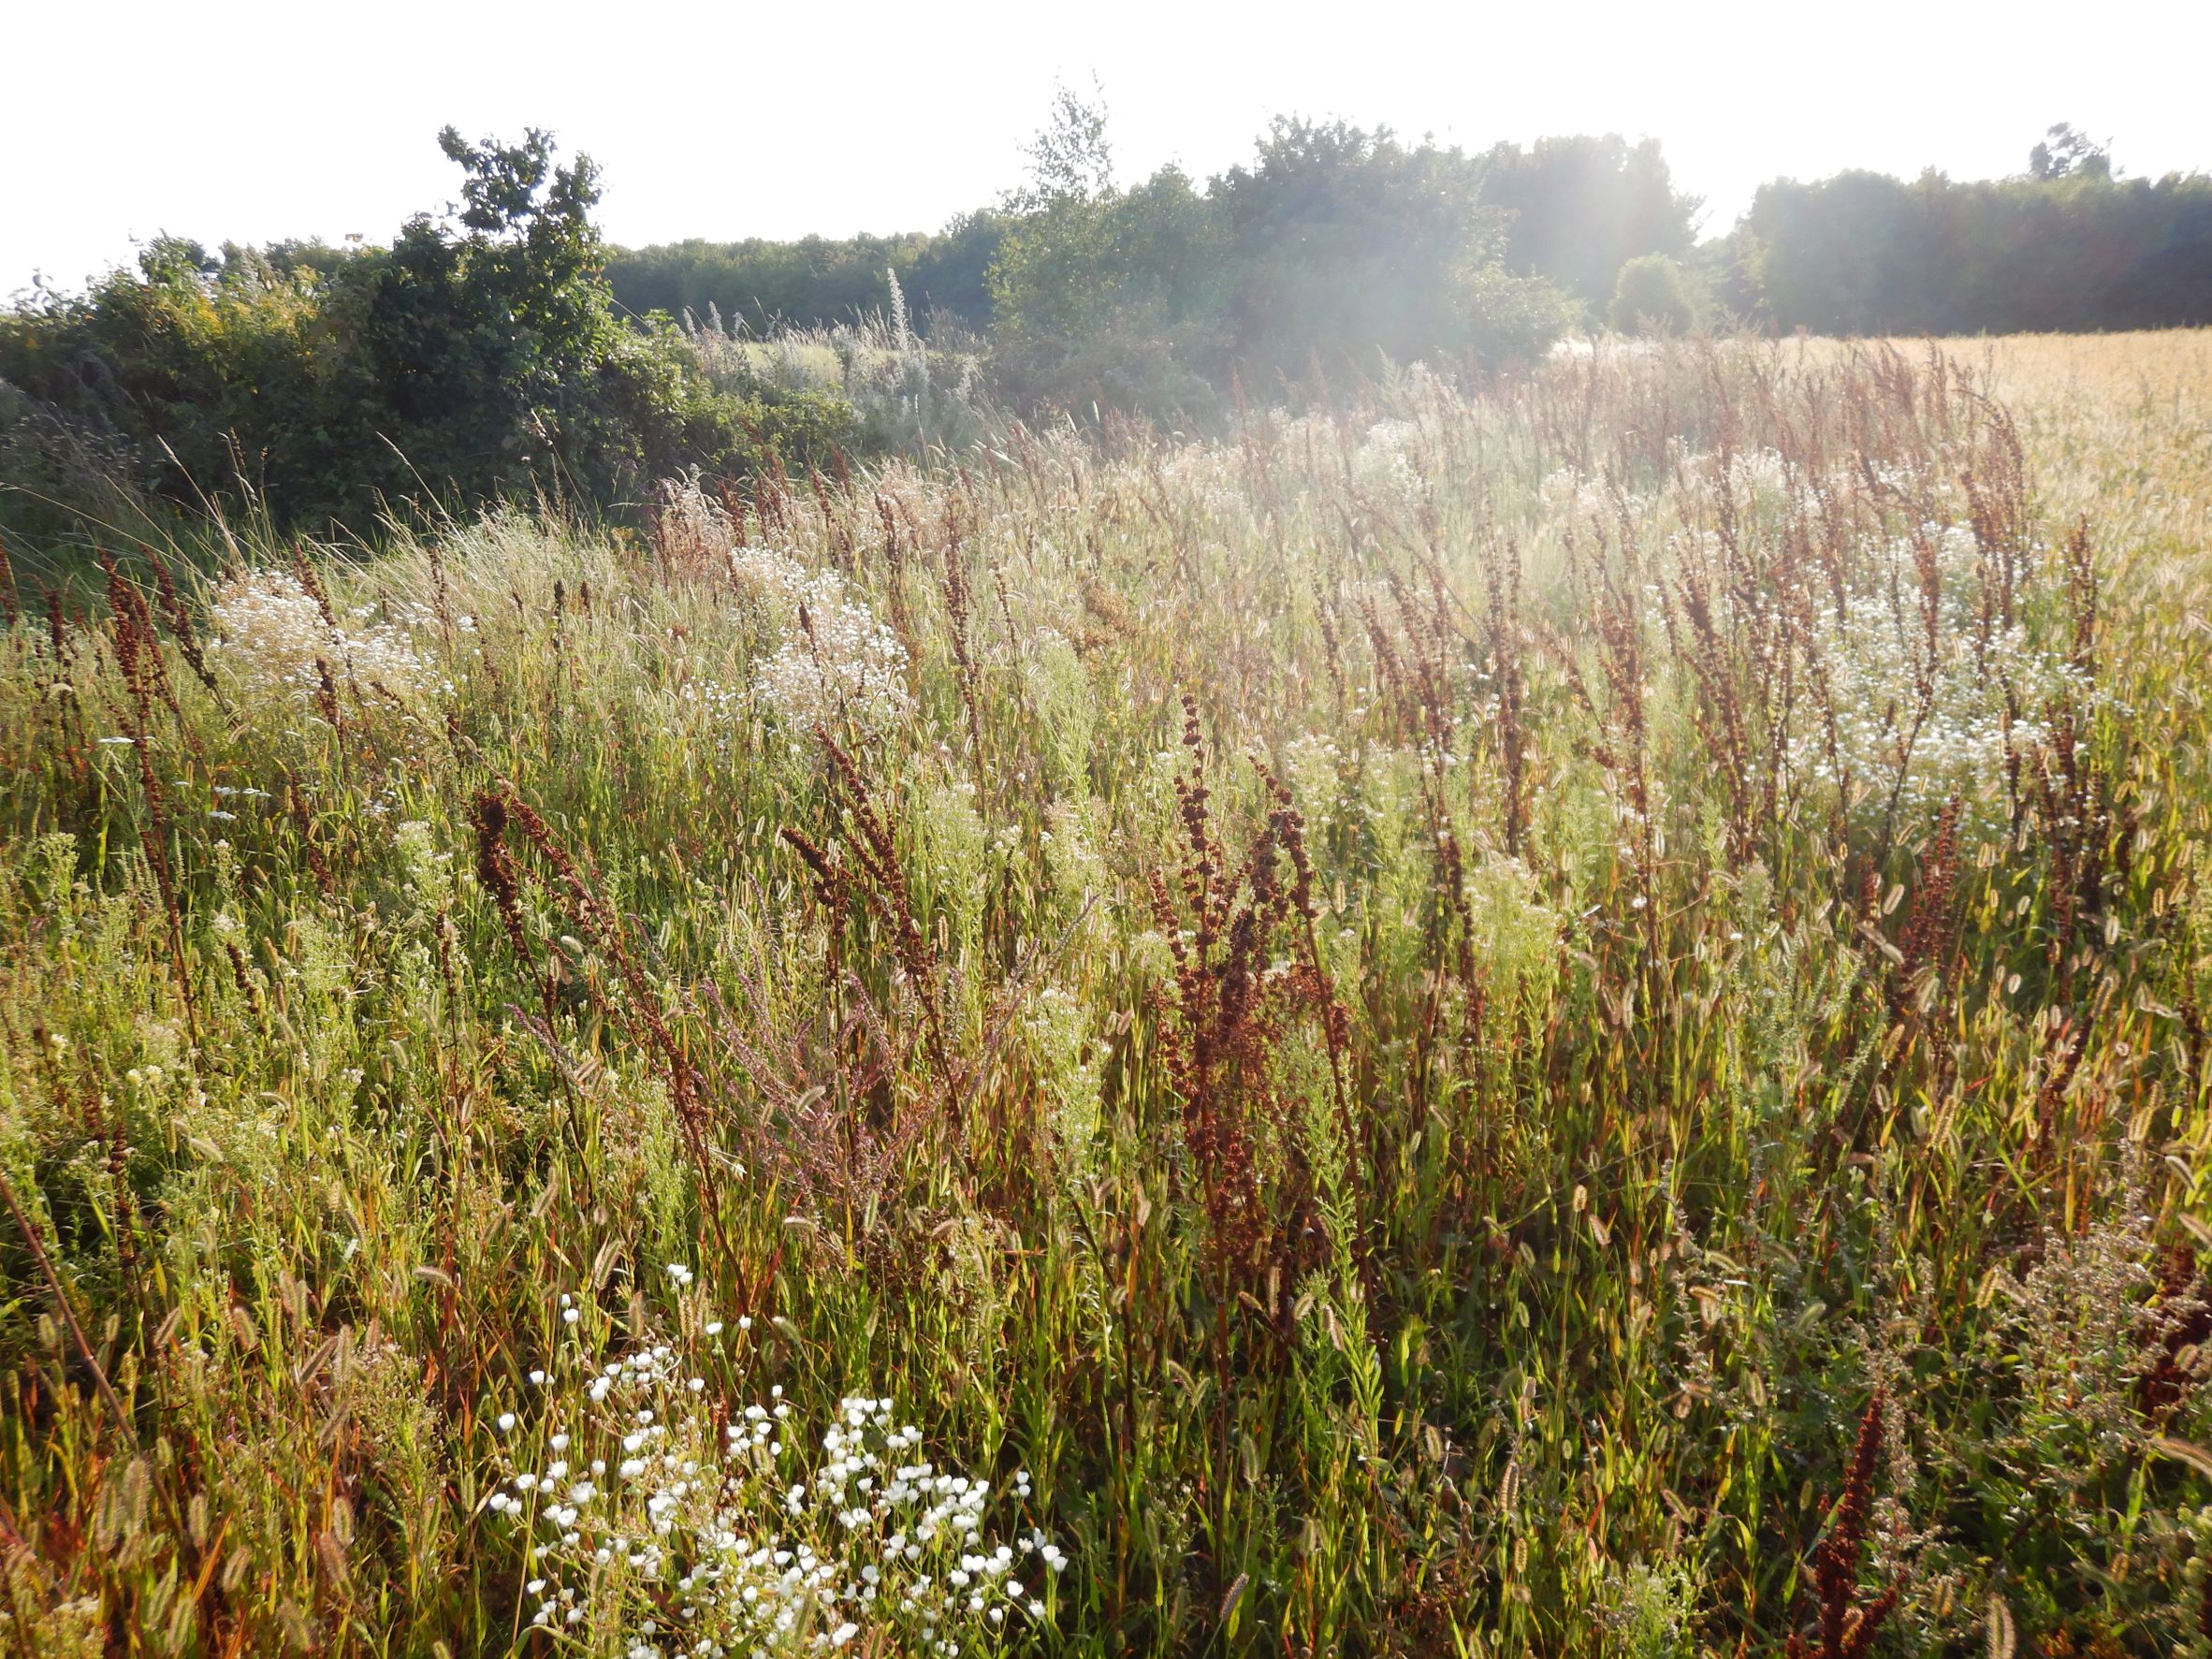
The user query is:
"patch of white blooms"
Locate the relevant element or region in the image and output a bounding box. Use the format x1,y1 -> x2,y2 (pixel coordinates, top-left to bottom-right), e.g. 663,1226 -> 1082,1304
710,545 -> 910,738
726,545 -> 820,613
1702,445 -> 1796,508
485,1275 -> 1063,1657
674,679 -> 750,757
1791,522 -> 2094,819
208,570 -> 429,702
1349,418 -> 1427,511
1155,444 -> 1247,520
1537,466 -> 1650,522
1539,447 -> 2098,825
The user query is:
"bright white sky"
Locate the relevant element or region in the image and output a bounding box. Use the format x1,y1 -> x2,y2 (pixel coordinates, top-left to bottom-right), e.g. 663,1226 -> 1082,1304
7,0 -> 2207,298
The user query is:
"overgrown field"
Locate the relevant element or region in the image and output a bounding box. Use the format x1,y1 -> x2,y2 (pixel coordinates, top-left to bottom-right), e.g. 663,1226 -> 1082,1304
4,333 -> 2212,1657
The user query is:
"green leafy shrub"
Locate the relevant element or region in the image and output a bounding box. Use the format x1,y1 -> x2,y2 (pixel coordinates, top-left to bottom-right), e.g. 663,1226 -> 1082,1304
983,101 -> 1573,419
1608,254 -> 1699,335
0,130 -> 864,545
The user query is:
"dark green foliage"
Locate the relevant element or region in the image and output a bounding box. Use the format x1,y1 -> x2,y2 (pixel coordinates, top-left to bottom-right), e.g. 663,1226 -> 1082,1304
607,213 -> 1007,334
2030,122 -> 2112,183
982,85 -> 1234,417
0,130 -> 857,543
986,106 -> 1575,418
30,101 -> 2209,556
5,108 -> 1717,513
613,94 -> 1629,428
1727,165 -> 2212,335
618,99 -> 1632,421
1216,119 -> 1572,384
1609,253 -> 1699,335
987,159 -> 1233,418
1478,133 -> 1701,314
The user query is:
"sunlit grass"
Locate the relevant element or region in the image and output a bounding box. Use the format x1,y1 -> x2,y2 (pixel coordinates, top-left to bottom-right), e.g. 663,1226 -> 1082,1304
4,334 -> 2211,1656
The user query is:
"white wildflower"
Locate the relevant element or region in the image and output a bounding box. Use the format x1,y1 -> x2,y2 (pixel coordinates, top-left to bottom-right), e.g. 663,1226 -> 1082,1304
208,569 -> 429,705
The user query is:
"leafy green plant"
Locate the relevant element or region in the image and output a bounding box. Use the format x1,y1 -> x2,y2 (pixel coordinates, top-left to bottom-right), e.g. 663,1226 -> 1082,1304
1608,254 -> 1699,335
0,130 -> 863,546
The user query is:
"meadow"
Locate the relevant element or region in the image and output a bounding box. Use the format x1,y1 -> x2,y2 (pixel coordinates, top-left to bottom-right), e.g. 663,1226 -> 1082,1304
3,330 -> 2212,1657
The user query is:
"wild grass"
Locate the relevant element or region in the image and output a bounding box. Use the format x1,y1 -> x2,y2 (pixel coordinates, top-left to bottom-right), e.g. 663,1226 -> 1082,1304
4,332 -> 2212,1656
679,285 -> 995,458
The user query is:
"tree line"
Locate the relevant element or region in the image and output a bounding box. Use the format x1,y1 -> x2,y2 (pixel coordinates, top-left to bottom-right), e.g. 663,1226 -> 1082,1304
0,129 -> 856,547
606,125 -> 1695,345
1722,157 -> 2212,334
613,116 -> 2211,349
2,108 -> 2205,546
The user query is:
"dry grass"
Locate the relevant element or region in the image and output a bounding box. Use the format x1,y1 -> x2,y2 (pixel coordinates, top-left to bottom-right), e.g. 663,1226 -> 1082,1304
3,333 -> 2211,1657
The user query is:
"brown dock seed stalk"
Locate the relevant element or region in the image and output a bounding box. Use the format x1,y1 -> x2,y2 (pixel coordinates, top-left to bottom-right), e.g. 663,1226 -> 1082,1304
1788,1390 -> 1901,1659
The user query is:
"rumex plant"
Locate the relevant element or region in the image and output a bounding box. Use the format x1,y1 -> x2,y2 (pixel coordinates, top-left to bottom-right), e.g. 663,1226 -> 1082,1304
0,334 -> 2210,1656
1784,1392 -> 1900,1659
1146,694 -> 1350,1298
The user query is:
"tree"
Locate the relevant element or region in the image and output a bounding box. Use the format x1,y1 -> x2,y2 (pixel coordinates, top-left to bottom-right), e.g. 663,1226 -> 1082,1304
356,126 -> 642,506
1609,254 -> 1696,335
1478,136 -> 1700,314
1725,164 -> 2212,335
987,91 -> 1228,417
0,127 -> 859,539
2030,124 -> 2111,182
1215,119 -> 1567,382
986,107 -> 1572,417
1006,80 -> 1115,211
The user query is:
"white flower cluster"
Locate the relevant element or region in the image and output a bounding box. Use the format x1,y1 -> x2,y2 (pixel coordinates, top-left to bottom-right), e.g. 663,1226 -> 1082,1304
1691,444 -> 1875,523
485,1278 -> 1063,1657
1279,733 -> 1346,828
673,679 -> 749,756
1350,418 -> 1427,510
1705,445 -> 1792,503
1154,444 -> 1247,520
728,547 -> 910,737
1791,525 -> 2093,818
208,570 -> 429,704
727,546 -> 816,614
1536,466 -> 1647,522
648,498 -> 910,738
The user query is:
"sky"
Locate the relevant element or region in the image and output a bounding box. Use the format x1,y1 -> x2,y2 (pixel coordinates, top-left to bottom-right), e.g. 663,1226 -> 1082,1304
7,0 -> 2208,298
